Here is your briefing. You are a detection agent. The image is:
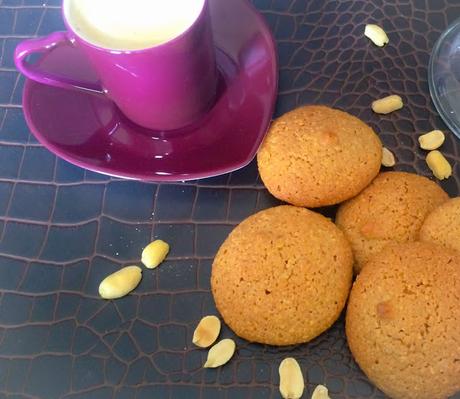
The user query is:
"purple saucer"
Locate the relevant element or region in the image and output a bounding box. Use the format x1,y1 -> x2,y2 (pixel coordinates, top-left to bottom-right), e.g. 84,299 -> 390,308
22,0 -> 278,181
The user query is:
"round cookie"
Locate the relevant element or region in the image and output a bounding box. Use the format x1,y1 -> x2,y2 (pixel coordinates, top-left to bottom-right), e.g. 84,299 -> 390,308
211,205 -> 353,346
419,197 -> 460,253
346,242 -> 460,399
257,105 -> 382,207
336,171 -> 448,274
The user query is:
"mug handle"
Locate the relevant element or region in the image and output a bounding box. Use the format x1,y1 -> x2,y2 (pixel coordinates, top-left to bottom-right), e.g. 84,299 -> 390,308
14,32 -> 103,93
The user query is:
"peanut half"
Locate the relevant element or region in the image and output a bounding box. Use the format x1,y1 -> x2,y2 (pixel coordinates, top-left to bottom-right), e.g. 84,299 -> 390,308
418,130 -> 445,150
364,24 -> 389,47
382,147 -> 396,167
193,315 -> 221,348
141,239 -> 170,269
312,385 -> 331,399
426,150 -> 452,180
279,358 -> 305,399
203,338 -> 236,368
371,95 -> 403,114
99,266 -> 142,299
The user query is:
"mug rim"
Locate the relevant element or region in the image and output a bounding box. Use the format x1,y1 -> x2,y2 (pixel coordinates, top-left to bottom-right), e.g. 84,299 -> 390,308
61,0 -> 208,54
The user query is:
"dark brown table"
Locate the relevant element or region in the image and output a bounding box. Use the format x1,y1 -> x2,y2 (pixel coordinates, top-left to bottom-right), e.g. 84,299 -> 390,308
0,0 -> 459,397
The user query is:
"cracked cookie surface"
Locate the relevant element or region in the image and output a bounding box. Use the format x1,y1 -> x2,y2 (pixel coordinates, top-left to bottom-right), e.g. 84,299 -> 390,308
346,242 -> 460,399
211,205 -> 353,346
336,171 -> 448,273
257,105 -> 382,208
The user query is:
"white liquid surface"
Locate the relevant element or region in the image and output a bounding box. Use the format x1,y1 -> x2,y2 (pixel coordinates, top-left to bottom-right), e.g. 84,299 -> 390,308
64,0 -> 205,50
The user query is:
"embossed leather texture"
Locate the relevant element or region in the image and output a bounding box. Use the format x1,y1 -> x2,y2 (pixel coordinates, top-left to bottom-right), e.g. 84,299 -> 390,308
1,0 -> 460,398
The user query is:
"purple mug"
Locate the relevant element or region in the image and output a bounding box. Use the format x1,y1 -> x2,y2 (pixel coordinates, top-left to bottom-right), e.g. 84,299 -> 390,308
15,0 -> 218,131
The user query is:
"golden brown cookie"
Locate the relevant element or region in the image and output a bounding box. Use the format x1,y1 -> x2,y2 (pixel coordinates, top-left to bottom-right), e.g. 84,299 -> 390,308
211,205 -> 353,346
336,171 -> 448,273
419,197 -> 460,253
346,242 -> 460,399
257,105 -> 382,207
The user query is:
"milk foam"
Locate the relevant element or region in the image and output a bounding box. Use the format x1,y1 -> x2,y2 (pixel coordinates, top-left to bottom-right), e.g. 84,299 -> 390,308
64,0 -> 205,50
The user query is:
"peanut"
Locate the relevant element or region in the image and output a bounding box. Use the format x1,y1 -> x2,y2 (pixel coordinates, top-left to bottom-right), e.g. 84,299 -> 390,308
426,150 -> 452,180
371,95 -> 403,114
418,130 -> 445,150
311,385 -> 331,399
203,339 -> 235,368
141,240 -> 170,269
98,266 -> 142,299
364,24 -> 389,47
376,301 -> 394,320
382,147 -> 396,167
279,358 -> 304,399
360,220 -> 385,239
193,315 -> 221,348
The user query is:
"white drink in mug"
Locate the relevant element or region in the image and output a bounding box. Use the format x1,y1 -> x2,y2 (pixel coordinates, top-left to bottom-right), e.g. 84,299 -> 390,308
64,0 -> 206,50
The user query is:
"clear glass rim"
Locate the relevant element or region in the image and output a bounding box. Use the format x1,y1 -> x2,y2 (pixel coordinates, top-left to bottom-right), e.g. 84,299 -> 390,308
428,16 -> 460,138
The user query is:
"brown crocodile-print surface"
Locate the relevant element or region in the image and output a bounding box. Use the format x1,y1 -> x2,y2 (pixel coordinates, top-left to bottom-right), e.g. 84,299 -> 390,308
0,0 -> 460,398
